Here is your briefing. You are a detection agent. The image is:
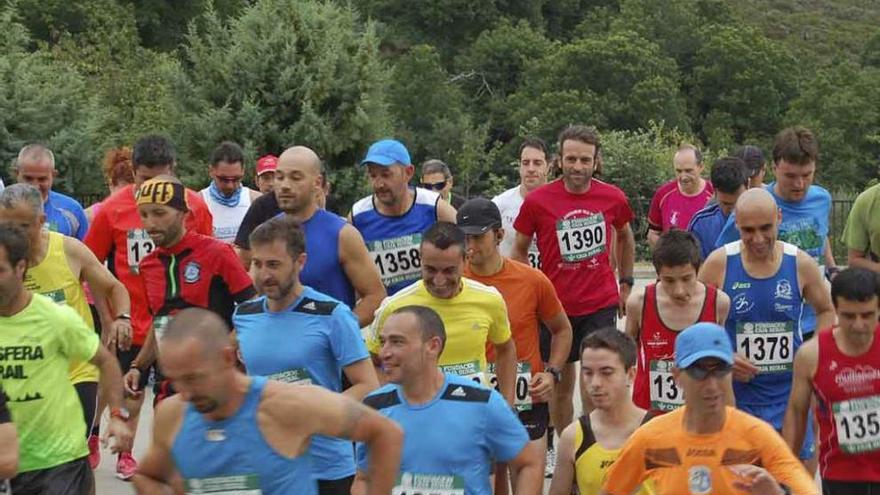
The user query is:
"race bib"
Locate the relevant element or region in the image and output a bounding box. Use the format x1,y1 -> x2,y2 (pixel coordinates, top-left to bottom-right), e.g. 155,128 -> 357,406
735,322 -> 794,373
369,234 -> 422,288
267,368 -> 313,386
556,214 -> 606,263
649,359 -> 684,411
440,361 -> 484,385
487,362 -> 533,411
833,395 -> 880,454
392,472 -> 465,495
527,243 -> 541,269
127,228 -> 155,273
154,315 -> 171,342
185,474 -> 261,494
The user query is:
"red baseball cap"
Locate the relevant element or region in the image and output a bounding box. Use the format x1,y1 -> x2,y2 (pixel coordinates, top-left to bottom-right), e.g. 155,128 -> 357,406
256,155 -> 278,176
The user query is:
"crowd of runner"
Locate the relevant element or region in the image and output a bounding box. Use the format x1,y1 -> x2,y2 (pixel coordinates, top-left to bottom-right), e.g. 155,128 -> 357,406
1,123 -> 880,495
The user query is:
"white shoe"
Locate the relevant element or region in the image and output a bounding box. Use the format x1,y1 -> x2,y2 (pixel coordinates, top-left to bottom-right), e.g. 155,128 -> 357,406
545,446 -> 557,478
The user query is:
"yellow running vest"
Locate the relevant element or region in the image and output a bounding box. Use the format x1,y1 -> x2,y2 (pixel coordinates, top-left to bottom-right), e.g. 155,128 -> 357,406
24,231 -> 99,383
574,414 -> 655,495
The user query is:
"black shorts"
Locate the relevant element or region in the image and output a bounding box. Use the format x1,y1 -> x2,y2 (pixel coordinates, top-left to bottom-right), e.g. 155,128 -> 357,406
117,345 -> 151,391
822,480 -> 880,495
542,306 -> 617,363
317,475 -> 354,495
74,382 -> 98,437
11,457 -> 93,495
519,401 -> 549,441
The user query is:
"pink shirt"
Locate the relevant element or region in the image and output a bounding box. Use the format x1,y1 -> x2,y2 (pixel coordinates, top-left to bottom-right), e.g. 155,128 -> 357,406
648,179 -> 713,231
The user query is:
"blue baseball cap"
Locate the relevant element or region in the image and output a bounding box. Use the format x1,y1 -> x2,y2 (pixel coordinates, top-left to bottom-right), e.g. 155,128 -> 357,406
674,322 -> 734,368
360,139 -> 411,167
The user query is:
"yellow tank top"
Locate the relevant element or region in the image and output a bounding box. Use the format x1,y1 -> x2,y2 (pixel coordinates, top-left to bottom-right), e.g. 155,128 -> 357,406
574,414 -> 655,495
24,231 -> 99,384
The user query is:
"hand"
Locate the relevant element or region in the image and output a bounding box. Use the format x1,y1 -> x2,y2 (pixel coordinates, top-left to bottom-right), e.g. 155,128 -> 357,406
618,283 -> 633,318
102,416 -> 134,454
124,368 -> 144,398
732,353 -> 759,382
108,319 -> 133,351
529,372 -> 554,403
728,464 -> 785,495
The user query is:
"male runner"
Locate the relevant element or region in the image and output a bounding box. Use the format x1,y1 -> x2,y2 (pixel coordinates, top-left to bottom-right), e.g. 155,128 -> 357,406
13,144 -> 88,240
493,137 -> 549,268
234,216 -> 379,495
550,328 -> 652,495
783,268 -> 880,494
716,127 -> 838,338
458,197 -> 573,486
646,144 -> 714,248
627,229 -> 730,415
355,306 -> 542,495
84,134 -> 213,477
255,154 -> 278,193
733,145 -> 767,189
512,124 -> 636,433
420,159 -> 465,209
123,176 -> 256,403
368,222 -> 517,402
699,188 -> 835,470
687,157 -> 748,260
842,182 -> 880,273
351,139 -> 456,295
600,322 -> 818,495
0,384 -> 18,480
133,308 -> 403,495
0,184 -> 133,468
200,141 -> 261,243
0,225 -> 132,494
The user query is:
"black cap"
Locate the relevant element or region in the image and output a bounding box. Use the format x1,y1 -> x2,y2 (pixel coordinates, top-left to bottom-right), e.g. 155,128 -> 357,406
456,198 -> 502,235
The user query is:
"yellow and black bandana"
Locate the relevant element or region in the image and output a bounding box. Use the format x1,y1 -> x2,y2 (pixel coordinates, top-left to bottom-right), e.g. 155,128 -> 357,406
135,178 -> 187,212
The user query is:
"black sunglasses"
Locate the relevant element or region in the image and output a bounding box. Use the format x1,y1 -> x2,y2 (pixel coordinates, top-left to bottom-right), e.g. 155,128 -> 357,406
684,363 -> 732,381
420,180 -> 447,191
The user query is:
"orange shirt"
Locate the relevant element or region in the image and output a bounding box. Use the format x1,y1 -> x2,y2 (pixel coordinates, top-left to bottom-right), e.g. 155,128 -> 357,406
84,185 -> 214,345
465,257 -> 564,375
602,406 -> 818,495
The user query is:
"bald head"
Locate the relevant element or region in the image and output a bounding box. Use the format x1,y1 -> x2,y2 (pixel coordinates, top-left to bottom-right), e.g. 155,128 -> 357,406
735,187 -> 777,217
161,308 -> 230,359
278,146 -> 322,176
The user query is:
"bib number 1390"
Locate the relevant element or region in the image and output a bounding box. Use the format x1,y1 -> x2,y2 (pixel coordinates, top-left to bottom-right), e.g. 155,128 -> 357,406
556,214 -> 606,263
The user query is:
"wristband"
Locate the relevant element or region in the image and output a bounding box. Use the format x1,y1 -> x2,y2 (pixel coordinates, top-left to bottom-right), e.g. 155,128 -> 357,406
110,407 -> 131,421
545,366 -> 562,384
619,276 -> 635,287
116,313 -> 131,321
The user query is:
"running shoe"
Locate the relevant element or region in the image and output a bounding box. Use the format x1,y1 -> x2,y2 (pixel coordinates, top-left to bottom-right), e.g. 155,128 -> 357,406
87,435 -> 101,469
116,452 -> 138,481
544,446 -> 557,478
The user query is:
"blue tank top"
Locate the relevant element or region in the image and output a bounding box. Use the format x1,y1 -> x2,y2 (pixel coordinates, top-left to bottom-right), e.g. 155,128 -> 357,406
171,376 -> 317,495
723,241 -> 804,406
283,209 -> 355,308
351,187 -> 439,295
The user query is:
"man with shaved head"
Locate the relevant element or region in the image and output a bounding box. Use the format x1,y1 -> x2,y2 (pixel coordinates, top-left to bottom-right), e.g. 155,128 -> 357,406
13,144 -> 89,240
133,308 -> 403,495
269,145 -> 385,326
699,187 -> 834,472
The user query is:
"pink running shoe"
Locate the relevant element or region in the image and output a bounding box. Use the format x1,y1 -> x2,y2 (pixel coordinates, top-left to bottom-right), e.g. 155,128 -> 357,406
87,435 -> 101,469
116,452 -> 138,481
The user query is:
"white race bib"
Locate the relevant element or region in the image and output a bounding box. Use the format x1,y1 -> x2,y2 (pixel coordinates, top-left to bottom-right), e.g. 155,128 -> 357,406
487,362 -> 533,411
555,214 -> 606,263
185,474 -> 261,494
154,315 -> 171,342
127,228 -> 155,274
649,359 -> 684,411
735,322 -> 794,373
392,473 -> 465,495
833,395 -> 880,454
267,368 -> 313,386
368,234 -> 422,288
527,241 -> 541,269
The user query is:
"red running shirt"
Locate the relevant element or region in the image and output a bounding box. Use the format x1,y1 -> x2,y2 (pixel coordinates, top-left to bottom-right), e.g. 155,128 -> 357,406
647,179 -> 714,232
513,178 -> 633,317
812,325 -> 880,482
84,185 -> 214,345
633,282 -> 718,414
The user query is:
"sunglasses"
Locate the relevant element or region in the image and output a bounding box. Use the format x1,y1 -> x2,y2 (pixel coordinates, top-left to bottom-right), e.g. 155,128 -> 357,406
684,363 -> 732,381
421,180 -> 447,191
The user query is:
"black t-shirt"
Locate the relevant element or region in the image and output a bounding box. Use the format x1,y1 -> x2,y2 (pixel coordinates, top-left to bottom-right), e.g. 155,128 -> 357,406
234,191 -> 281,250
0,384 -> 9,423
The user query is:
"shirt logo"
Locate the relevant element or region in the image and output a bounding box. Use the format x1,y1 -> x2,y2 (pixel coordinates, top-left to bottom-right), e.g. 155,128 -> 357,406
450,387 -> 466,397
670,211 -> 680,226
184,262 -> 201,283
688,465 -> 712,494
302,301 -> 317,311
733,293 -> 754,314
205,429 -> 226,442
731,282 -> 751,290
774,279 -> 793,300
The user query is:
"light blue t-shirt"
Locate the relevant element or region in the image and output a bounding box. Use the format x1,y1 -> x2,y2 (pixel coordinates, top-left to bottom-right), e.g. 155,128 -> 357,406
714,183 -> 831,333
357,373 -> 528,495
45,191 -> 88,240
233,286 -> 369,480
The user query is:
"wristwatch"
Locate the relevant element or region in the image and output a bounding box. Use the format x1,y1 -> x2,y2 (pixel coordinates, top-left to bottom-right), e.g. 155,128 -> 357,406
116,313 -> 131,321
545,366 -> 562,384
618,276 -> 635,287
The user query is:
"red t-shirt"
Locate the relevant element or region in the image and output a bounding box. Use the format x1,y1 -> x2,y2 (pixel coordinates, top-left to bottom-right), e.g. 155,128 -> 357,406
84,185 -> 214,345
647,179 -> 714,232
137,231 -> 255,334
513,178 -> 633,316
812,325 -> 880,482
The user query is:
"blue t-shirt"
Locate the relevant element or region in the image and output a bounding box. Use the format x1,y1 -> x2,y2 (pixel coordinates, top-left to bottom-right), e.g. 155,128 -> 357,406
233,287 -> 369,480
357,373 -> 528,495
687,201 -> 727,260
714,184 -> 830,333
45,191 -> 88,240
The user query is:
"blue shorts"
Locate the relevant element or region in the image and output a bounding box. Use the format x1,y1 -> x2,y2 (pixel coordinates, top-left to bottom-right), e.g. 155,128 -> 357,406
740,401 -> 815,460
